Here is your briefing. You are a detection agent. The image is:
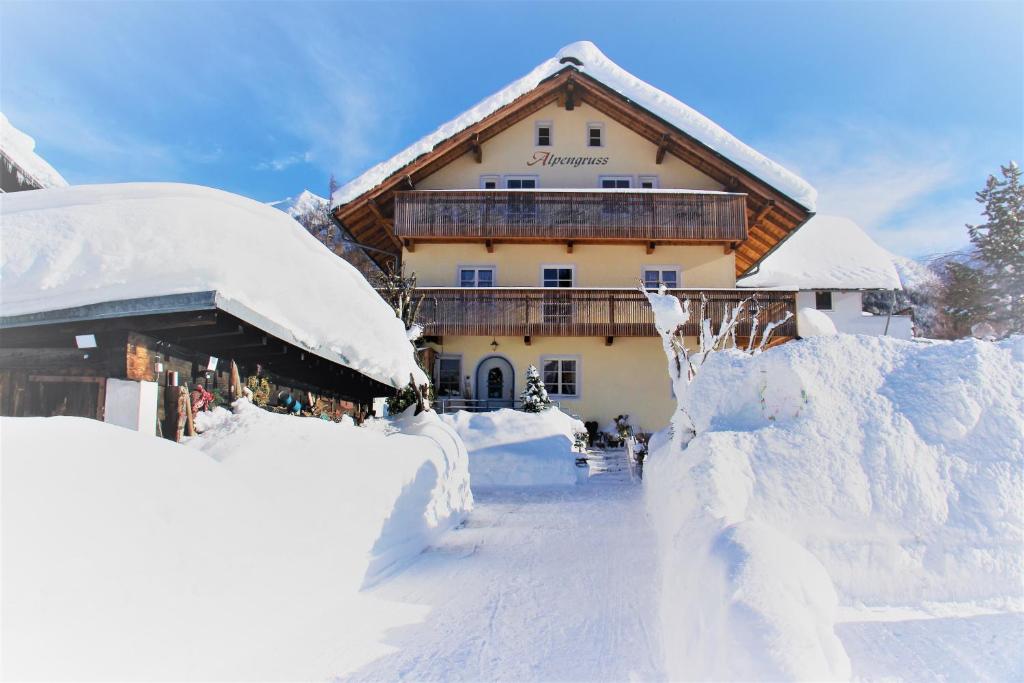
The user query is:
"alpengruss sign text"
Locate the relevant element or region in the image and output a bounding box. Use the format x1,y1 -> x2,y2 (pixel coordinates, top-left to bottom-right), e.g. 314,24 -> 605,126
527,151 -> 609,168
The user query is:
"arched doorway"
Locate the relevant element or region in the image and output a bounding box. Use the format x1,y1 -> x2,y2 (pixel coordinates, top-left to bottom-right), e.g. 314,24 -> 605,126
475,355 -> 514,409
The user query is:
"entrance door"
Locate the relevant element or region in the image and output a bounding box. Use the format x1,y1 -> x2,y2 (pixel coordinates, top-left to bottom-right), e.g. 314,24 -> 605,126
475,356 -> 514,409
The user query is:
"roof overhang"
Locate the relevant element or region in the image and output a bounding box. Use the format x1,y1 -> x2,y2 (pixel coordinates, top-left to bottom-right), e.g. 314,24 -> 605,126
332,66 -> 813,276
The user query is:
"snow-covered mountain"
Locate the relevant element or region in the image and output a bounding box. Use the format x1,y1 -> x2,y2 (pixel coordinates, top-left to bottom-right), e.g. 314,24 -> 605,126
267,189 -> 327,218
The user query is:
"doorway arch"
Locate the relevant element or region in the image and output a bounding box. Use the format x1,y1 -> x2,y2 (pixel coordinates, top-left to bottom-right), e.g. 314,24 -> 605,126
475,355 -> 515,408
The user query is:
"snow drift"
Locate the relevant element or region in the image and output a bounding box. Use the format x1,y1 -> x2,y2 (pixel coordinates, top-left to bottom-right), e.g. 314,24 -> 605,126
1,404 -> 471,680
442,408 -> 585,487
332,41 -> 815,212
0,182 -> 425,389
645,334 -> 1023,681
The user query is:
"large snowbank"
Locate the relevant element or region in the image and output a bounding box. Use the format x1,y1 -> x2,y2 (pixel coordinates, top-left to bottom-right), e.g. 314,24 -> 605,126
0,112 -> 68,189
332,41 -> 815,211
0,183 -> 425,388
441,408 -> 585,487
1,404 -> 471,679
645,334 -> 1023,681
738,214 -> 903,290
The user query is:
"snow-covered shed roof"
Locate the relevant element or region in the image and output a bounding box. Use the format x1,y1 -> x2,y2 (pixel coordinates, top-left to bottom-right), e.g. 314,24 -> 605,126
331,41 -> 816,212
0,112 -> 68,190
0,183 -> 426,388
736,214 -> 903,290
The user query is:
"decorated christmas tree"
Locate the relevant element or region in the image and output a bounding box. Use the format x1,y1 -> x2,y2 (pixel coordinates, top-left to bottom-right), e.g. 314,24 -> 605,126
520,365 -> 552,413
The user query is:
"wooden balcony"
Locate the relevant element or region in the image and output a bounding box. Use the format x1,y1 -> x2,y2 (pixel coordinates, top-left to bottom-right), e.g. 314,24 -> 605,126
416,288 -> 797,339
394,190 -> 747,245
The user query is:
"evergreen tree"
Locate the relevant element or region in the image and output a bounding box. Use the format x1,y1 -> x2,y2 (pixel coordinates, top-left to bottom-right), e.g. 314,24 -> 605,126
943,163 -> 1023,336
519,365 -> 552,413
969,162 -> 1023,333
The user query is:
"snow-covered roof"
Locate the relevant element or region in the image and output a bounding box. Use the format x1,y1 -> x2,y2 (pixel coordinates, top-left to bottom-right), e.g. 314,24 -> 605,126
0,112 -> 68,189
736,214 -> 903,290
0,183 -> 426,388
331,41 -> 816,212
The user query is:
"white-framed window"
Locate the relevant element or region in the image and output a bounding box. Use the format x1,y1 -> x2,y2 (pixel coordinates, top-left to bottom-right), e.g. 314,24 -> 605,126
599,175 -> 632,189
542,356 -> 579,398
458,265 -> 495,287
541,265 -> 574,324
504,175 -> 538,222
479,175 -> 500,189
541,264 -> 575,287
504,175 -> 538,189
638,175 -> 659,189
435,355 -> 463,397
587,122 -> 605,148
815,291 -> 833,311
642,266 -> 680,290
535,121 -> 553,147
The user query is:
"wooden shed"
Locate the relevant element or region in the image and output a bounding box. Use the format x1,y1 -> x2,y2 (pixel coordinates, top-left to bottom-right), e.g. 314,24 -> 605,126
0,291 -> 395,437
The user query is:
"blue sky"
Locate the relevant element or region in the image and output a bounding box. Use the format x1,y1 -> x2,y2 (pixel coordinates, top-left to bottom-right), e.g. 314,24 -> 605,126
2,1 -> 1021,258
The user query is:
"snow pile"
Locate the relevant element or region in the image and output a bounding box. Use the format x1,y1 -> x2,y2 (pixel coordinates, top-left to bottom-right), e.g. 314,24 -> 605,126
0,112 -> 68,189
645,334 -> 1024,680
442,408 -> 585,487
0,183 -> 425,388
332,41 -> 815,211
2,405 -> 471,680
738,214 -> 903,290
797,306 -> 839,336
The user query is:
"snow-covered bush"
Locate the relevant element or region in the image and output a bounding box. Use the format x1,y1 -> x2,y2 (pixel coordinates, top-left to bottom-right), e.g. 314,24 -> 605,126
442,408 -> 585,487
519,364 -> 552,412
2,403 -> 472,680
644,334 -> 1024,680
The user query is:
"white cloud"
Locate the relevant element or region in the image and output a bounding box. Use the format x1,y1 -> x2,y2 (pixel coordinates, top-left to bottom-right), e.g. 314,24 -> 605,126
758,120 -> 984,258
255,150 -> 313,172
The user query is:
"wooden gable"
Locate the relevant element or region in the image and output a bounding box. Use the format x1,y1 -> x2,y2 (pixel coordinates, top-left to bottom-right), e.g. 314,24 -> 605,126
333,66 -> 813,277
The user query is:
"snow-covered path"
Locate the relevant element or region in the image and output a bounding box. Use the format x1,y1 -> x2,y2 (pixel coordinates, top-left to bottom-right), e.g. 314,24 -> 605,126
341,452 -> 664,682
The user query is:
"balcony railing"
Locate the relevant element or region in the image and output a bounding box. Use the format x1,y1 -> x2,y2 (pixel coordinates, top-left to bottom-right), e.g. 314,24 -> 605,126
415,288 -> 797,339
394,190 -> 747,243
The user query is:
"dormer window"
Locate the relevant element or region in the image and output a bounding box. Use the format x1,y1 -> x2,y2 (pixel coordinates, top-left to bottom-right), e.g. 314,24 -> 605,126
587,123 -> 604,147
535,121 -> 552,147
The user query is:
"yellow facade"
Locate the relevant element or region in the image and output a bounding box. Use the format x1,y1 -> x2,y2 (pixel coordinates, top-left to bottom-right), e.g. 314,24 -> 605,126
431,335 -> 689,432
406,243 -> 735,289
417,102 -> 724,192
409,99 -> 739,433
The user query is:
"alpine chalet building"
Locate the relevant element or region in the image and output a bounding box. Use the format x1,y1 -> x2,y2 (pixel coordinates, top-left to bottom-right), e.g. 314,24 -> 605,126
332,42 -> 816,431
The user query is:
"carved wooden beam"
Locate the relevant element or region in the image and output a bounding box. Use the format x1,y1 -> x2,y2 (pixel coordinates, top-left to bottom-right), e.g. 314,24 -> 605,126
366,198 -> 393,229
485,239 -> 494,253
656,133 -> 671,164
401,174 -> 415,191
524,335 -> 532,346
469,133 -> 482,163
723,241 -> 738,255
605,336 -> 614,347
646,241 -> 656,255
403,238 -> 415,253
566,240 -> 574,254
564,80 -> 576,111
749,200 -> 776,232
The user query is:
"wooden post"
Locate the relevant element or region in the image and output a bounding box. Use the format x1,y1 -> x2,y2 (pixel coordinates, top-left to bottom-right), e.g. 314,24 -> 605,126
183,388 -> 196,437
229,360 -> 242,401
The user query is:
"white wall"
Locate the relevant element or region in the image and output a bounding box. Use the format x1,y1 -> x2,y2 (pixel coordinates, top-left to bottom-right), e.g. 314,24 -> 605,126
104,379 -> 158,433
796,291 -> 913,339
